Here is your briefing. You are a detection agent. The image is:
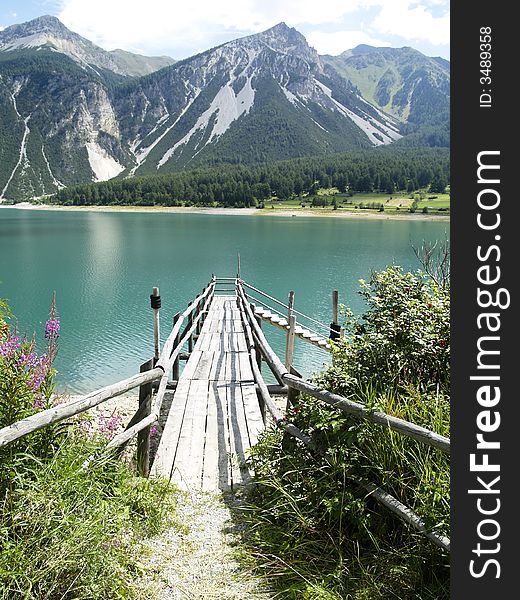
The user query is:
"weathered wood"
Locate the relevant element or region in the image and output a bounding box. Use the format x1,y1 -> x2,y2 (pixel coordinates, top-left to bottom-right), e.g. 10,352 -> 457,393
237,286 -> 287,384
283,374 -> 450,453
212,381 -> 232,490
152,287 -> 161,360
227,382 -> 250,487
363,482 -> 450,551
286,365 -> 300,409
241,383 -> 264,447
187,303 -> 194,353
254,312 -> 263,370
202,382 -> 220,491
285,314 -> 296,370
106,413 -> 157,451
156,281 -> 215,370
172,379 -> 208,489
0,367 -> 163,448
150,379 -> 191,479
172,312 -> 181,381
137,359 -> 154,477
332,290 -> 339,325
239,283 -> 450,452
248,346 -> 313,449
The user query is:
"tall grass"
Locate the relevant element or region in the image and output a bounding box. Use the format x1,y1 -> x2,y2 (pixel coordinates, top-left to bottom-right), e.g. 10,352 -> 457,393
1,297 -> 178,599
241,266 -> 450,598
0,428 -> 177,599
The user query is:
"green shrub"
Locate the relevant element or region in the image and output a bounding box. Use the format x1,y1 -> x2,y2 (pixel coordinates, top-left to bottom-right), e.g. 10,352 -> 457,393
0,297 -> 178,598
320,266 -> 450,398
0,429 -> 177,599
243,267 -> 450,598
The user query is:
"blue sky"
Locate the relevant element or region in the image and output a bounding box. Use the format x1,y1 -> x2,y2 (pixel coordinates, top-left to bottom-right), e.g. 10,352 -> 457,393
1,0 -> 450,60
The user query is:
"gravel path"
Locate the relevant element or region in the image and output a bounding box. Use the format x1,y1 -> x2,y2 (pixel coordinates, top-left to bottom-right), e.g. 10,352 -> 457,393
61,393 -> 276,598
139,489 -> 272,599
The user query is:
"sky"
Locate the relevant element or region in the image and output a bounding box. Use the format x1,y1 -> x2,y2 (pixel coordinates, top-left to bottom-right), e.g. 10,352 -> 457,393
0,0 -> 450,60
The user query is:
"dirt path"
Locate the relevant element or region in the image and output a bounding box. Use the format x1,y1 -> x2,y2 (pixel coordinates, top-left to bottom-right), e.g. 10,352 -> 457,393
64,393 -> 272,599
139,489 -> 272,599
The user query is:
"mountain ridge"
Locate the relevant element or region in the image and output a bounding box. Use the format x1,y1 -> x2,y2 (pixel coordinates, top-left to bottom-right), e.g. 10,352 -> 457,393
0,16 -> 449,202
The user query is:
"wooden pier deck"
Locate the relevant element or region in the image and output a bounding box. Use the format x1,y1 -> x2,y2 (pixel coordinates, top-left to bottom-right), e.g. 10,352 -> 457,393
151,295 -> 264,491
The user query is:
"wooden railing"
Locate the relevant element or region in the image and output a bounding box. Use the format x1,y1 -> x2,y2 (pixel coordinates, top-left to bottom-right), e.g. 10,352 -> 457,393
0,275 -> 450,551
235,279 -> 450,552
0,278 -> 216,476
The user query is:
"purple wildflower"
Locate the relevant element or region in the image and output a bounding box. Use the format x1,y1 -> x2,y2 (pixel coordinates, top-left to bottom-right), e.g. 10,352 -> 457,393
45,318 -> 60,339
98,413 -> 124,437
0,334 -> 21,358
45,292 -> 60,365
32,397 -> 45,410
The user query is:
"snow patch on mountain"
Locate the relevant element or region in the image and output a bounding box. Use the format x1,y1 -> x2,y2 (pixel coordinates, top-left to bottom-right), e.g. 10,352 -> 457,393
86,142 -> 124,181
157,76 -> 256,168
315,80 -> 401,145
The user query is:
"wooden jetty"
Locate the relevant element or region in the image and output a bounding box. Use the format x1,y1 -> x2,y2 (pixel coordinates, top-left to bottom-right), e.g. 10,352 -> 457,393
151,295 -> 264,490
0,275 -> 450,551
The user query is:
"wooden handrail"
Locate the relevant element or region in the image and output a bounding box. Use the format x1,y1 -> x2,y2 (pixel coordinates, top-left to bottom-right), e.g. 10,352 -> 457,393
106,282 -> 216,450
241,279 -> 330,332
237,280 -> 450,552
0,367 -> 164,448
0,279 -> 216,450
237,281 -> 450,454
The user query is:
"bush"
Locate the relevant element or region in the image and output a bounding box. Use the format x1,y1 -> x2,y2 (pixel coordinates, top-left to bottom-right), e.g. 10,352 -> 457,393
320,266 -> 450,397
243,267 -> 450,598
0,297 -> 178,598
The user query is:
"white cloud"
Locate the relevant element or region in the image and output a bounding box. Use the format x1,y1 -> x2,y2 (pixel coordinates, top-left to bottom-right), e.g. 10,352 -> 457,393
56,0 -> 449,57
57,0 -> 374,55
0,26 -> 5,32
371,1 -> 450,45
307,30 -> 391,55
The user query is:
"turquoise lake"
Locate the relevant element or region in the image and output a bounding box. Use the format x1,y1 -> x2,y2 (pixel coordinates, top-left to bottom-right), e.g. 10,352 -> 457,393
0,208 -> 448,393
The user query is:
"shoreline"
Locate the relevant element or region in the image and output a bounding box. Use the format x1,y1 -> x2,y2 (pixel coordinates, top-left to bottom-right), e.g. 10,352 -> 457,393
1,202 -> 450,222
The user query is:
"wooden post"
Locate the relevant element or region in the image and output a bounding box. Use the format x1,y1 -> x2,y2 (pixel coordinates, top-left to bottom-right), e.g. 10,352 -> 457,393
330,289 -> 341,341
285,291 -> 295,370
151,287 -> 161,360
237,253 -> 241,279
172,312 -> 180,381
188,302 -> 194,352
137,359 -> 153,477
254,306 -> 262,370
286,365 -> 300,410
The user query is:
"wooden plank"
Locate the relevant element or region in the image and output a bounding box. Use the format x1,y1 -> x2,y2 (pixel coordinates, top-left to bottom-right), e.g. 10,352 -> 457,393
209,349 -> 227,381
226,383 -> 250,487
202,383 -> 224,491
241,383 -> 264,447
170,379 -> 207,489
180,349 -> 203,379
196,333 -> 212,351
213,381 -> 232,490
225,351 -> 240,382
193,350 -> 214,380
238,351 -> 254,382
224,332 -> 240,352
151,379 -> 191,479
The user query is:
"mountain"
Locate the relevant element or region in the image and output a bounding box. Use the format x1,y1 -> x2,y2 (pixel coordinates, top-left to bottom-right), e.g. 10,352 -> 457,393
322,45 -> 450,145
118,23 -> 403,176
0,16 -> 175,77
0,17 -> 449,202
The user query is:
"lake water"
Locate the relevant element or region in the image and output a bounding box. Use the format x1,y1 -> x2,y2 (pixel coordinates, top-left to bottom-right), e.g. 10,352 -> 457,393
0,208 -> 448,393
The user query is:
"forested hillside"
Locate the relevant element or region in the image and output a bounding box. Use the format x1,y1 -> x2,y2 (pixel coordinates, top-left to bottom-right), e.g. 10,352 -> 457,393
52,147 -> 449,207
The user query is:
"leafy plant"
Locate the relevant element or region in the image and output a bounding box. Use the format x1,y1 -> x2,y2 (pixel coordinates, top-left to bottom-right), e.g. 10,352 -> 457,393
242,266 -> 450,598
0,296 -> 178,598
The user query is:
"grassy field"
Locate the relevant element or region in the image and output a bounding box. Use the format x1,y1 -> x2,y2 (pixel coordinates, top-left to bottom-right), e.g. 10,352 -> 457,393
264,189 -> 451,216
